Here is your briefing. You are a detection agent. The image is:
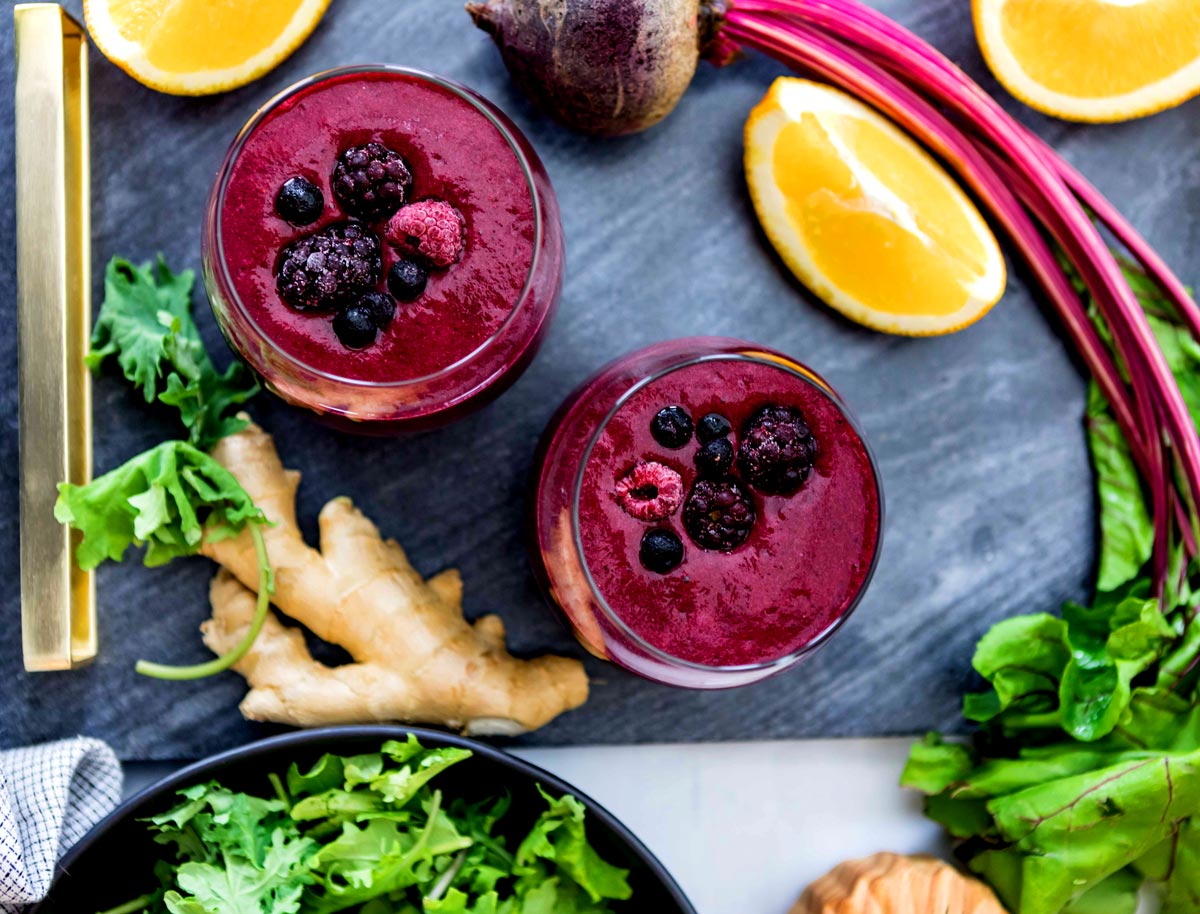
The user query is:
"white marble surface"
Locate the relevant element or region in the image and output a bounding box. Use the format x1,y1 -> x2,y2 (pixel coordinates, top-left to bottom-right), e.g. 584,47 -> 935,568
126,737 -> 944,914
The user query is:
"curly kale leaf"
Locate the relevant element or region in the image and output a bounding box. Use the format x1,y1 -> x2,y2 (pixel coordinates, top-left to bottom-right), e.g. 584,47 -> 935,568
54,440 -> 266,570
87,255 -> 258,451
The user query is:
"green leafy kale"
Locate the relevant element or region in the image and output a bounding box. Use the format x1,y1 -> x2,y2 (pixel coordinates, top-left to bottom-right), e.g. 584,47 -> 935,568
88,255 -> 258,451
903,259 -> 1200,914
58,254 -> 268,680
56,440 -> 266,571
101,737 -> 632,914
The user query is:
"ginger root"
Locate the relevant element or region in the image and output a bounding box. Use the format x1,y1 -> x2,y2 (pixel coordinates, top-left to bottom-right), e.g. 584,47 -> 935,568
792,853 -> 1008,914
199,420 -> 588,735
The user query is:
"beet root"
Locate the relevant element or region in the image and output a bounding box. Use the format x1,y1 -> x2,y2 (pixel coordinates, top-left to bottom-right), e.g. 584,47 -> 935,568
467,0 -> 726,136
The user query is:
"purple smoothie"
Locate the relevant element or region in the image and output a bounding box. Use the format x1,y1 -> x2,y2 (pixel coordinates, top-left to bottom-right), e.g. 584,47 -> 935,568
530,338 -> 882,687
203,67 -> 563,430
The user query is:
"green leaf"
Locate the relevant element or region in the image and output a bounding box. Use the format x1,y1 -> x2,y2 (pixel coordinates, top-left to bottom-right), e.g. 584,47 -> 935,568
1086,383 -> 1154,592
987,750 -> 1200,914
1058,591 -> 1174,742
55,440 -> 266,570
172,831 -> 313,914
88,256 -> 198,402
86,254 -> 257,450
900,732 -> 974,794
369,748 -> 473,808
965,614 -> 1069,725
1062,868 -> 1141,914
514,791 -> 631,904
287,755 -> 347,799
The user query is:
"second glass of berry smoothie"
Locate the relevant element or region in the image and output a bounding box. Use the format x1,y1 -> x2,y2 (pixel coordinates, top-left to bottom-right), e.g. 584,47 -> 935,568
202,66 -> 563,432
530,338 -> 883,689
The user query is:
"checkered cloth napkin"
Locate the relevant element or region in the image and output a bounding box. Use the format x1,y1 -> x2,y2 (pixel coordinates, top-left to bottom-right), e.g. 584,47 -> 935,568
0,739 -> 122,912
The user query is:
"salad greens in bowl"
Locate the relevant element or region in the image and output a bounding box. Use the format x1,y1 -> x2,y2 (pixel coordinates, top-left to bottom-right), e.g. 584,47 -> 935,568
31,727 -> 693,914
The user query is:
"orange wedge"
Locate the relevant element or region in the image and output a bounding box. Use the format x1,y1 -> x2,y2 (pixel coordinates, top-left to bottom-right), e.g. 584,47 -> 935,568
744,78 -> 1006,337
84,0 -> 331,96
974,0 -> 1200,122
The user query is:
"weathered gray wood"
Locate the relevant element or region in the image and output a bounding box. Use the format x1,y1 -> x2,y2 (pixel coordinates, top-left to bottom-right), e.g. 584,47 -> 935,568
1,0 -> 1196,759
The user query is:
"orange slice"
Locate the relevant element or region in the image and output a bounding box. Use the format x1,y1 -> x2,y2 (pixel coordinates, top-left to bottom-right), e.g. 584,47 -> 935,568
84,0 -> 331,96
974,0 -> 1200,122
744,78 -> 1006,337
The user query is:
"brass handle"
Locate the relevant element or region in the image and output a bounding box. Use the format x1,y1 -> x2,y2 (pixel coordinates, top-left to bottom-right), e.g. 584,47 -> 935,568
14,3 -> 95,671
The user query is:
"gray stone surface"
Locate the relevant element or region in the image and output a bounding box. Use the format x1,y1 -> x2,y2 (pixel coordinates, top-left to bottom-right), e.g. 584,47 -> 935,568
1,0 -> 1196,759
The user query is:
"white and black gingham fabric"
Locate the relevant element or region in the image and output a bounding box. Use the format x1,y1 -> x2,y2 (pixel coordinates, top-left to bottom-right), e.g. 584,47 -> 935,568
0,738 -> 122,912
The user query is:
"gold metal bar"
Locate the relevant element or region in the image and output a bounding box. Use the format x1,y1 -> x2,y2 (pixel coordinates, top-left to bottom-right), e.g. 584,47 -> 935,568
15,3 -> 95,671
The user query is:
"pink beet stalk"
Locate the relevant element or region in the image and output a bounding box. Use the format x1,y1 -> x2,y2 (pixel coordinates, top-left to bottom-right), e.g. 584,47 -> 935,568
723,3 -> 1200,589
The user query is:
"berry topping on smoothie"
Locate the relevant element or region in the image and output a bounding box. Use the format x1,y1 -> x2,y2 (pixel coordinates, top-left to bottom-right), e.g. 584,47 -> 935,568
640,529 -> 684,574
357,291 -> 397,330
332,143 -> 412,220
738,405 -> 818,494
695,437 -> 735,479
614,461 -> 684,521
333,302 -> 380,350
650,405 -> 694,449
696,412 -> 732,443
387,200 -> 466,267
275,222 -> 382,312
387,259 -> 429,301
275,176 -> 324,225
682,478 -> 756,551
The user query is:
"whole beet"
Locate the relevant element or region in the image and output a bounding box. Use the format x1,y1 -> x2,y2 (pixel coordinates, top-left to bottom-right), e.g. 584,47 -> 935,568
467,0 -> 726,136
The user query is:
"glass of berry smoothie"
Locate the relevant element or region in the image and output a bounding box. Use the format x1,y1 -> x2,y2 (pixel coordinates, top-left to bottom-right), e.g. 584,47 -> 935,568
530,338 -> 883,689
202,66 -> 563,432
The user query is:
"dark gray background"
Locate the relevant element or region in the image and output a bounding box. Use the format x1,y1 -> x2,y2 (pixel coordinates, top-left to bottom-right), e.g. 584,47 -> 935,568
1,0 -> 1196,760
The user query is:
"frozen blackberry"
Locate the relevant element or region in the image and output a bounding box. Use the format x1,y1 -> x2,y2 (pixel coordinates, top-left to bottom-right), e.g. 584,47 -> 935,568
640,529 -> 684,574
358,291 -> 396,330
650,406 -> 693,449
696,412 -> 732,443
738,405 -> 818,495
683,479 -> 756,552
332,143 -> 412,220
695,437 -> 735,478
275,221 -> 382,312
275,176 -> 324,225
333,303 -> 378,350
387,259 -> 428,301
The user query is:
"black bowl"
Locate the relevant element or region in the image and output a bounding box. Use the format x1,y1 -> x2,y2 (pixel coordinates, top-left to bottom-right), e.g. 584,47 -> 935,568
33,726 -> 696,913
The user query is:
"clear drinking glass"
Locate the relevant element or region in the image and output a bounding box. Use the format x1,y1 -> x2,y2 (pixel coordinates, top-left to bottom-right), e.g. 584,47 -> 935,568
202,66 -> 563,433
529,337 -> 884,689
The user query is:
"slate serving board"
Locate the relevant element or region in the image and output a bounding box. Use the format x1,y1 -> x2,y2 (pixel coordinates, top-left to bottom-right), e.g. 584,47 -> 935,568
1,0 -> 1197,760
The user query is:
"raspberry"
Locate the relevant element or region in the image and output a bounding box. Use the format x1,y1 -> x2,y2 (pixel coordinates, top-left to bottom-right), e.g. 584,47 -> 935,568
683,479 -> 756,551
386,200 -> 466,268
332,143 -> 412,220
275,222 -> 382,312
738,405 -> 818,495
614,462 -> 684,521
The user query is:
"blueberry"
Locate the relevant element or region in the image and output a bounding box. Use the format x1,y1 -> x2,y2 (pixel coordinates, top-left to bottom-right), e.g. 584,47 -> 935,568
651,406 -> 693,449
333,304 -> 378,349
358,291 -> 396,329
388,259 -> 428,301
640,528 -> 684,574
695,437 -> 735,478
696,412 -> 732,443
275,176 -> 324,226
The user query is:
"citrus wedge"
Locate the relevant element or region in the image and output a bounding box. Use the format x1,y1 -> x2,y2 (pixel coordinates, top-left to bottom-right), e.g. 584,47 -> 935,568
974,0 -> 1200,122
84,0 -> 331,96
744,78 -> 1006,337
